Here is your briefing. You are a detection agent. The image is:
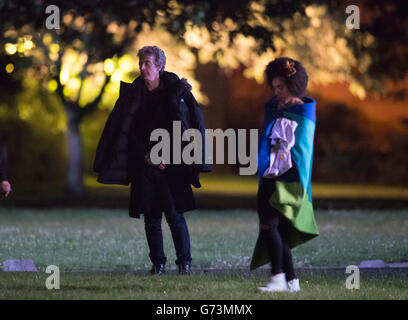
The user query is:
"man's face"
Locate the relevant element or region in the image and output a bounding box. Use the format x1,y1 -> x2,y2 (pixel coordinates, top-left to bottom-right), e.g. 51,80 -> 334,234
139,54 -> 161,82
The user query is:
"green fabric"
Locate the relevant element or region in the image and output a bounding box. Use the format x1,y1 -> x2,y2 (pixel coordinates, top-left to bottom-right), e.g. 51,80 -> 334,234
250,181 -> 319,270
270,181 -> 319,246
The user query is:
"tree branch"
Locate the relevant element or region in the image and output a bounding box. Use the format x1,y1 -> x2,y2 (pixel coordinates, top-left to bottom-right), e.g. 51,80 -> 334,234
81,74 -> 111,117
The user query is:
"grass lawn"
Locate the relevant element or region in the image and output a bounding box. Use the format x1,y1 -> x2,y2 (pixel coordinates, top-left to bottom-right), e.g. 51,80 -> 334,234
1,208 -> 407,270
1,271 -> 407,300
85,174 -> 408,199
0,207 -> 407,299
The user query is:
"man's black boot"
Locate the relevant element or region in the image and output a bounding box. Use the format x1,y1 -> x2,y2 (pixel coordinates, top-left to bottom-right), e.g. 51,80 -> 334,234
178,263 -> 191,275
150,264 -> 165,275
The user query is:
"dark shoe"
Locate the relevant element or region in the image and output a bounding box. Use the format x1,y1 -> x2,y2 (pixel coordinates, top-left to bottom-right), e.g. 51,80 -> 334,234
150,264 -> 165,275
178,263 -> 191,275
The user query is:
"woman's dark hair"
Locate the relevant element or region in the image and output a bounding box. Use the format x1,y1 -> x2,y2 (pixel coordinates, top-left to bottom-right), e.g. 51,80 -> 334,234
265,57 -> 308,97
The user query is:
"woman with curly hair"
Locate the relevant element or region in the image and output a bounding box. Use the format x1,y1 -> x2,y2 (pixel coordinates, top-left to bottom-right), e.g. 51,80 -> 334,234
250,57 -> 319,293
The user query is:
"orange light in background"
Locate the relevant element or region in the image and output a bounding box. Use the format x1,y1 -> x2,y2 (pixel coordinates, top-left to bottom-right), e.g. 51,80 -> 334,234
43,33 -> 53,45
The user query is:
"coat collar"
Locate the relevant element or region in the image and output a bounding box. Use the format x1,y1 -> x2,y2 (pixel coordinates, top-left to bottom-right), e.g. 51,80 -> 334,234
119,71 -> 186,97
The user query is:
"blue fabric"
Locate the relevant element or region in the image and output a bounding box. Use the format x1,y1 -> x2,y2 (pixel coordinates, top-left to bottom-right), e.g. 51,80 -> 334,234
258,97 -> 317,192
282,112 -> 316,202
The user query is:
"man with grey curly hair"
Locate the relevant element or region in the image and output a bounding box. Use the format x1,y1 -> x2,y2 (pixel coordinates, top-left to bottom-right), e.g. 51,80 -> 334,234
94,45 -> 212,276
138,46 -> 166,74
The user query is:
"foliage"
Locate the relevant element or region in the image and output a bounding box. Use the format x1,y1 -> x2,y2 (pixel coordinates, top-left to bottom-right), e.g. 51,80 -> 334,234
0,0 -> 406,189
1,0 -> 405,105
0,115 -> 67,186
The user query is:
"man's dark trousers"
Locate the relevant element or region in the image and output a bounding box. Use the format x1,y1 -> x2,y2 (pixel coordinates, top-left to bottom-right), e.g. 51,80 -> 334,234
140,165 -> 192,266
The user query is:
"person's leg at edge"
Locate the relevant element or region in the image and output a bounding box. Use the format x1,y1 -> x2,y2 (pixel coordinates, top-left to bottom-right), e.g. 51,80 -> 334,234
141,167 -> 166,274
278,221 -> 297,282
257,179 -> 284,276
158,168 -> 192,274
144,209 -> 167,273
257,178 -> 291,291
165,210 -> 192,272
278,221 -> 300,292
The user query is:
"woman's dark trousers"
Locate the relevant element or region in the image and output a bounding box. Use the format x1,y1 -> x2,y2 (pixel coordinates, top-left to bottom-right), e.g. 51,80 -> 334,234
257,178 -> 296,281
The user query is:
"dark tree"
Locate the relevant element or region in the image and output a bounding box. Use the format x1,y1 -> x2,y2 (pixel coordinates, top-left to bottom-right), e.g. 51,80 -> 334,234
1,0 -> 406,195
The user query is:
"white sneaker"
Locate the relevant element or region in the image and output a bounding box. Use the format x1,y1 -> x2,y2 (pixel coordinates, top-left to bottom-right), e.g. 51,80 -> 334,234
287,278 -> 300,292
258,273 -> 289,292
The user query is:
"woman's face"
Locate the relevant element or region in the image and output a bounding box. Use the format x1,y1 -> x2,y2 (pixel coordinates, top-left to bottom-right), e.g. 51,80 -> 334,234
272,77 -> 293,103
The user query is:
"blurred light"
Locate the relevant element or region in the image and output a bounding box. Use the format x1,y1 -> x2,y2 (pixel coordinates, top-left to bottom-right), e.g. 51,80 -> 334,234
50,43 -> 60,53
4,30 -> 17,39
74,16 -> 85,29
107,22 -> 118,34
17,43 -> 25,53
311,17 -> 321,28
5,63 -> 14,73
49,52 -> 59,61
43,33 -> 53,45
224,18 -> 237,31
184,25 -> 210,48
168,0 -> 183,15
60,69 -> 69,84
67,78 -> 81,90
305,6 -> 315,17
250,1 -> 265,12
104,59 -> 115,75
5,43 -> 17,55
79,52 -> 88,65
119,55 -> 133,73
112,70 -> 122,82
24,40 -> 34,50
48,80 -> 58,92
63,14 -> 73,25
63,86 -> 70,97
156,10 -> 165,17
349,82 -> 366,100
363,34 -> 375,48
18,104 -> 32,120
72,39 -> 83,50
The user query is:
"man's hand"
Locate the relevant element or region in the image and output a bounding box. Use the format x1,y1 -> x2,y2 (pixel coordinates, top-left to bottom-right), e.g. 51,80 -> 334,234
145,155 -> 166,170
158,161 -> 166,170
1,181 -> 11,197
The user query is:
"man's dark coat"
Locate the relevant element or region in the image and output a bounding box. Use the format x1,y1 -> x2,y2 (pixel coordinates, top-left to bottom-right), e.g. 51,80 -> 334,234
93,71 -> 212,218
0,143 -> 8,182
